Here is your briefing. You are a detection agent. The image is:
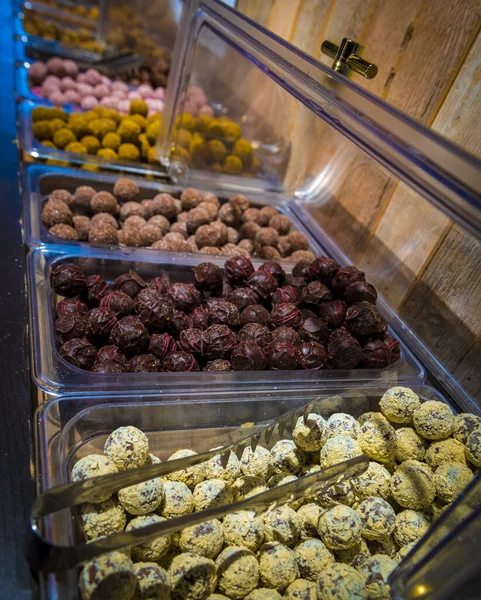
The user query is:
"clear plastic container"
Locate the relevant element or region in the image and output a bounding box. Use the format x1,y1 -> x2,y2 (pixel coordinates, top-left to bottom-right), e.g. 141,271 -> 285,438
34,384 -> 476,599
27,246 -> 425,395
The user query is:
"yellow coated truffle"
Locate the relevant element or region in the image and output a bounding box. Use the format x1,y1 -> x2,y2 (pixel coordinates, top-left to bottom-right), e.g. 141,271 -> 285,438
412,401 -> 455,440
178,519 -> 224,559
351,461 -> 391,500
240,446 -> 273,480
393,510 -> 431,546
158,480 -> 194,518
317,505 -> 362,551
355,496 -> 396,541
118,476 -> 164,515
223,510 -> 265,552
452,413 -> 481,444
104,426 -> 149,470
294,538 -> 335,581
292,413 -> 329,452
132,562 -> 170,600
435,461 -> 474,502
283,579 -> 317,600
425,438 -> 466,469
320,435 -> 363,468
394,427 -> 428,463
360,555 -> 397,600
79,552 -> 136,600
79,497 -> 127,541
71,454 -> 118,503
216,546 -> 259,599
169,552 -> 217,600
316,563 -> 367,600
390,460 -> 435,509
358,414 -> 396,464
126,515 -> 171,563
165,449 -> 205,490
465,426 -> 481,467
192,478 -> 233,511
258,542 -> 299,592
263,505 -> 301,547
327,413 -> 361,439
379,386 -> 421,424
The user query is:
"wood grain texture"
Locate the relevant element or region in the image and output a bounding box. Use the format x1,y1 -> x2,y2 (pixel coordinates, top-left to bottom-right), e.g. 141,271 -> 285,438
290,0 -> 333,56
235,0 -> 275,28
266,0 -> 303,40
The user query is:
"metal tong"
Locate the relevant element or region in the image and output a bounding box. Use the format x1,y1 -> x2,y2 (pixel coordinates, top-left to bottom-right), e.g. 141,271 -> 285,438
27,398 -> 369,573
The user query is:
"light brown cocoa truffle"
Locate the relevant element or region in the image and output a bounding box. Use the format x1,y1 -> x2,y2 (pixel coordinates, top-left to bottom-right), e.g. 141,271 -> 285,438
113,177 -> 139,203
226,227 -> 239,244
291,250 -> 315,263
90,191 -> 120,216
259,246 -> 281,260
269,214 -> 291,235
238,239 -> 256,253
196,222 -> 228,248
139,225 -> 162,246
49,189 -> 74,207
120,201 -> 145,220
200,246 -> 223,255
186,236 -> 198,252
123,215 -> 147,229
218,203 -> 241,227
198,201 -> 219,221
91,212 -> 118,229
141,199 -> 155,219
163,232 -> 185,243
186,208 -> 211,233
42,199 -> 73,228
49,223 -> 79,240
177,211 -> 188,222
170,221 -> 188,238
118,227 -> 143,247
242,208 -> 263,225
152,193 -> 177,220
260,206 -> 279,223
230,194 -> 250,212
73,185 -> 96,214
73,215 -> 91,241
288,232 -> 309,251
152,239 -> 191,252
181,188 -> 203,210
239,221 -> 261,240
256,227 -> 279,247
148,215 -> 170,235
89,223 -> 118,245
278,236 -> 293,257
202,192 -> 221,208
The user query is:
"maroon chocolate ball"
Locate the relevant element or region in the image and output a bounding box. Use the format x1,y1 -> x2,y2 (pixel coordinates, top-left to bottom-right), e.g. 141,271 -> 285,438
148,277 -> 171,295
227,287 -> 259,311
85,274 -> 111,305
284,276 -> 307,294
207,298 -> 240,329
109,315 -> 149,357
113,270 -> 147,298
128,354 -> 161,373
272,285 -> 300,305
298,341 -> 328,370
329,327 -> 352,342
224,256 -> 254,286
231,341 -> 266,371
247,270 -> 278,299
167,283 -> 203,313
308,256 -> 340,284
205,359 -> 232,372
258,261 -> 286,285
318,300 -> 347,329
298,317 -> 329,345
91,359 -> 127,374
345,302 -> 386,337
97,345 -> 128,366
218,280 -> 234,299
380,333 -> 400,365
161,351 -> 200,372
56,313 -> 88,343
328,335 -> 362,369
344,281 -> 378,305
267,342 -> 299,370
269,303 -> 302,329
201,325 -> 237,359
300,308 -> 317,321
240,304 -> 270,327
292,262 -> 313,280
169,310 -> 192,336
86,308 -> 118,342
271,326 -> 300,346
189,305 -> 210,330
56,297 -> 88,317
50,263 -> 86,297
59,337 -> 97,370
238,323 -> 272,348
359,339 -> 390,369
100,290 -> 135,317
301,281 -> 332,305
149,332 -> 177,359
331,266 -> 365,296
178,328 -> 204,354
134,288 -> 174,331
193,262 -> 223,293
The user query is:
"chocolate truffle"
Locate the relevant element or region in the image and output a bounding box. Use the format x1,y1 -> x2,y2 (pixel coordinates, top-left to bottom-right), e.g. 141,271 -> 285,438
258,543 -> 299,592
170,310 -> 192,335
113,270 -> 146,298
327,413 -> 361,439
99,290 -> 134,317
90,191 -> 120,216
271,326 -> 300,346
295,538 -> 334,581
345,302 -> 386,336
85,274 -> 111,305
149,332 -> 177,359
49,223 -> 78,240
56,313 -> 88,342
152,193 -> 177,220
231,341 -> 266,371
360,339 -> 391,369
205,359 -> 231,372
390,460 -> 435,509
225,256 -> 254,285
193,262 -> 223,292
267,342 -> 298,370
189,305 -> 210,330
128,354 -> 161,372
239,221 -> 261,240
159,480 -> 194,518
132,563 -> 169,600
238,323 -> 272,347
247,270 -> 278,299
86,308 -> 118,342
202,325 -> 236,359
298,317 -> 329,344
50,263 -> 86,297
256,227 -> 279,248
135,289 -> 174,331
269,303 -> 302,329
302,281 -> 332,305
161,351 -> 200,372
167,283 -> 202,312
91,359 -> 127,373
91,213 -> 119,230
207,298 -> 240,329
148,215 -> 171,235
412,401 -> 455,440
331,266 -> 365,296
298,341 -> 327,370
318,300 -> 347,329
178,328 -> 204,354
258,261 -> 286,285
240,305 -> 270,326
327,335 -> 362,369
356,496 -> 396,541
60,337 -> 97,370
97,345 -> 128,366
113,177 -> 139,203
56,297 -> 88,317
109,315 -> 149,356
148,277 -> 171,295
318,505 -> 362,551
307,256 -> 340,283
228,287 -> 260,310
344,281 -> 378,305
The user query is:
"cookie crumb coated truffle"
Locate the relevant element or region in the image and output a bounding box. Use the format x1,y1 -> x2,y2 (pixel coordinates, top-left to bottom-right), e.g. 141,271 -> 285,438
297,503 -> 323,539
393,510 -> 431,546
379,387 -> 421,424
126,515 -> 171,562
169,553 -> 217,600
413,401 -> 455,440
292,413 -> 329,452
465,427 -> 481,467
271,439 -> 305,474
395,428 -> 428,463
178,519 -> 224,559
356,496 -> 396,540
358,414 -> 396,464
245,590 -> 282,600
71,454 -> 118,502
318,505 -> 362,551
79,552 -> 136,600
453,413 -> 481,444
320,435 -> 363,468
284,579 -> 317,600
223,511 -> 265,552
240,446 -> 273,480
435,462 -> 474,503
165,449 -> 205,489
425,438 -> 466,469
295,538 -> 334,581
118,476 -> 164,515
80,497 -> 127,541
132,562 -> 170,600
216,546 -> 259,599
335,539 -> 371,570
390,460 -> 435,509
352,462 -> 391,501
193,478 -> 233,511
360,555 -> 397,600
258,542 -> 299,591
327,413 -> 360,439
159,480 -> 194,518
263,505 -> 301,547
316,563 -> 367,600
104,426 -> 149,470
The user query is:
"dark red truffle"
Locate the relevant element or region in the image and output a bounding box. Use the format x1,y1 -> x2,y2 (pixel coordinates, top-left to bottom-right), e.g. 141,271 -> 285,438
225,256 -> 254,285
231,341 -> 266,371
298,341 -> 328,370
240,304 -> 270,326
86,308 -> 118,342
161,351 -> 200,372
134,288 -> 174,331
109,315 -> 149,357
271,326 -> 300,346
193,262 -> 223,293
167,283 -> 203,313
149,332 -> 177,359
178,328 -> 204,354
318,300 -> 347,329
56,297 -> 88,317
85,274 -> 111,304
56,313 -> 88,342
284,276 -> 307,291
238,323 -> 272,348
59,337 -> 97,370
91,359 -> 127,373
247,270 -> 278,299
267,342 -> 298,370
128,354 -> 161,372
258,261 -> 286,285
329,327 -> 352,342
269,303 -> 302,329
345,302 -> 386,336
300,308 -> 317,321
113,270 -> 147,298
308,256 -> 339,283
50,263 -> 86,297
298,317 -> 329,345
384,333 -> 401,365
359,339 -> 390,369
331,266 -> 365,296
97,345 -> 128,366
328,335 -> 362,369
169,310 -> 192,335
292,262 -> 313,280
227,287 -> 259,311
100,290 -> 135,316
189,305 -> 210,330
302,281 -> 332,305
148,277 -> 171,295
205,359 -> 232,372
344,281 -> 378,305
202,325 -> 237,359
272,285 -> 300,305
207,298 -> 240,329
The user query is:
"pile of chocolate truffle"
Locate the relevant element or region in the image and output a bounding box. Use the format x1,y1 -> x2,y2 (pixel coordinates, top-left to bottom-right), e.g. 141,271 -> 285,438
42,179 -> 313,260
71,388 -> 481,600
50,254 -> 400,373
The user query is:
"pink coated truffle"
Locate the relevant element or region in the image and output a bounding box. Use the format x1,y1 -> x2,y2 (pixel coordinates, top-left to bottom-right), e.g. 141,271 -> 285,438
84,69 -> 102,86
64,90 -> 81,104
49,90 -> 67,105
60,76 -> 77,91
101,75 -> 112,87
112,88 -> 127,99
199,105 -> 214,117
81,95 -> 99,109
137,84 -> 154,98
46,57 -> 66,77
31,86 -> 43,97
77,73 -> 88,84
112,80 -> 128,93
153,87 -> 165,100
117,99 -> 130,114
63,60 -> 79,78
77,83 -> 94,96
128,90 -> 141,100
42,82 -> 60,96
44,75 -> 61,86
93,84 -> 110,99
28,61 -> 48,85
100,96 -> 120,109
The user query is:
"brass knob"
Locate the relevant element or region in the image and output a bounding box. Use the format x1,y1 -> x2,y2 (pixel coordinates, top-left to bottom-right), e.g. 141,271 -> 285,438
321,38 -> 378,79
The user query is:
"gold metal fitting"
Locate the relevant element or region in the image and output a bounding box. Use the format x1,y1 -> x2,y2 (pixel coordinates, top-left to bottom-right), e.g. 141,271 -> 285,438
321,38 -> 378,79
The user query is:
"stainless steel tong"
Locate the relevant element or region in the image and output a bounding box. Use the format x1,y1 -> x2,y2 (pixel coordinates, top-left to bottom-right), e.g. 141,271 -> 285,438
27,399 -> 369,573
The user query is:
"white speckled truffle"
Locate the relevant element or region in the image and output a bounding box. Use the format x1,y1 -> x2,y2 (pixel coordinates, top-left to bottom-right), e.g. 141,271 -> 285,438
178,519 -> 224,559
169,553 -> 216,600
394,541 -> 416,563
317,505 -> 362,550
71,454 -> 118,503
452,413 -> 481,444
79,552 -> 136,600
435,461 -> 474,503
232,476 -> 268,501
132,562 -> 170,600
358,415 -> 396,464
205,450 -> 242,484
263,505 -> 301,547
267,473 -> 302,510
283,579 -> 317,600
216,546 -> 259,599
292,413 -> 329,451
118,477 -> 164,515
159,480 -> 194,518
80,497 -> 127,541
316,481 -> 356,509
240,446 -> 273,480
379,387 -> 421,424
126,515 -> 171,563
393,510 -> 431,546
297,503 -> 323,539
270,440 -> 306,475
394,428 -> 428,463
390,460 -> 435,509
425,438 -> 466,469
295,538 -> 334,581
327,413 -> 361,439
193,478 -> 233,511
352,462 -> 391,500
258,542 -> 299,592
223,510 -> 265,552
366,535 -> 398,559
245,589 -> 282,600
165,449 -> 205,489
360,554 -> 397,600
465,427 -> 481,467
412,401 -> 455,440
335,539 -> 371,569
356,496 -> 396,541
316,563 -> 367,600
320,436 -> 363,469
104,426 -> 150,470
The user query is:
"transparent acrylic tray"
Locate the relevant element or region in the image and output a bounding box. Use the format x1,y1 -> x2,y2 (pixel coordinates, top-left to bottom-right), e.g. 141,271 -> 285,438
27,246 -> 425,395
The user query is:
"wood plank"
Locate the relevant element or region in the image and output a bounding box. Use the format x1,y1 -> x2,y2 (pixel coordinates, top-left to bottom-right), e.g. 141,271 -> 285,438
266,0 -> 303,41
236,0 -> 275,28
453,339 -> 481,402
290,0 -> 333,57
